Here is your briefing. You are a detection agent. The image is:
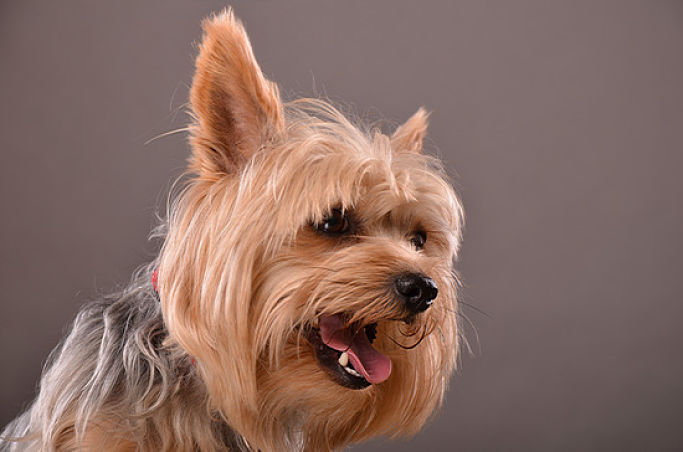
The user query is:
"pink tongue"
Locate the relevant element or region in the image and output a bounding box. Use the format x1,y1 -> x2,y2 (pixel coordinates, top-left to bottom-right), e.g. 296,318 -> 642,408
319,315 -> 392,384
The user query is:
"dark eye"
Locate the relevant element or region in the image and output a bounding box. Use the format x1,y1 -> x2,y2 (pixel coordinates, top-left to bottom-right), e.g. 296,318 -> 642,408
317,208 -> 350,235
410,230 -> 427,249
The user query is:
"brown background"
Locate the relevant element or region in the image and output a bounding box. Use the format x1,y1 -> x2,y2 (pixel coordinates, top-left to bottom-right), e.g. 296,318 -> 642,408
2,1 -> 682,451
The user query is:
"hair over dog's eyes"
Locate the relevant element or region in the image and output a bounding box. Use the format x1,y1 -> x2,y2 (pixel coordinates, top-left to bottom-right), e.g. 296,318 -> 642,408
316,208 -> 350,235
410,230 -> 427,249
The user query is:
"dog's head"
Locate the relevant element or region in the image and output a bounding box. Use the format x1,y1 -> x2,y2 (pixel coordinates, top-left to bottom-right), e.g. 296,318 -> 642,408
158,10 -> 463,450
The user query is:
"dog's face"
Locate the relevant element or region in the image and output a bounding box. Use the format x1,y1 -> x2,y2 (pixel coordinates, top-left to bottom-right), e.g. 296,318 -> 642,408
158,10 -> 463,450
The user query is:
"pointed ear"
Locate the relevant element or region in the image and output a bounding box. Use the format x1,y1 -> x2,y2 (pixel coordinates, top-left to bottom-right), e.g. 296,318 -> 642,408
390,108 -> 430,154
189,9 -> 284,176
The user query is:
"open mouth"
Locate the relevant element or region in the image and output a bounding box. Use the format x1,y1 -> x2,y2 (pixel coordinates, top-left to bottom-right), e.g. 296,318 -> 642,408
304,314 -> 392,390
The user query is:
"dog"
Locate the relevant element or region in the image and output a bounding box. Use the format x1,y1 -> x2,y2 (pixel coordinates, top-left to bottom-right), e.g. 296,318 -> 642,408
1,9 -> 464,451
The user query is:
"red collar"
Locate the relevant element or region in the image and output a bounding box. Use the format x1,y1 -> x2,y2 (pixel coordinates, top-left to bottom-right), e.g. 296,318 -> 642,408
152,269 -> 160,293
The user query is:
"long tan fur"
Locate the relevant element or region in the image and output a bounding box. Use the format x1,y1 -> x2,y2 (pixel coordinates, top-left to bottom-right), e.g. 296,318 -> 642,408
1,9 -> 463,452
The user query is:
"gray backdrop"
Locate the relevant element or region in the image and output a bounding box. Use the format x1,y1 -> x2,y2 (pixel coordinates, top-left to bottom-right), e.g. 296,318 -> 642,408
1,1 -> 682,451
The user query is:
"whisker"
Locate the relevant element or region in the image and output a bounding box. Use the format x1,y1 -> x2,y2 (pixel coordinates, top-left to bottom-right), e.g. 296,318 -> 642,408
388,322 -> 428,349
437,296 -> 489,320
144,127 -> 191,146
456,310 -> 480,356
452,301 -> 491,319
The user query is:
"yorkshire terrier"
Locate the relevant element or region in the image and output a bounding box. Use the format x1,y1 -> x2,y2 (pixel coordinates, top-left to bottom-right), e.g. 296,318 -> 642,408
1,9 -> 463,451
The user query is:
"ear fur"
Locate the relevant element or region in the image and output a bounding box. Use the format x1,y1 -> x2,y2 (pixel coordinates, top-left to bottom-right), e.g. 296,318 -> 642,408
391,107 -> 430,154
189,8 -> 284,176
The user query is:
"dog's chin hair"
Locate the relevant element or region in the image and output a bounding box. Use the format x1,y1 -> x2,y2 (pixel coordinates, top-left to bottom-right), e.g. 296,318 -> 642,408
2,9 -> 464,452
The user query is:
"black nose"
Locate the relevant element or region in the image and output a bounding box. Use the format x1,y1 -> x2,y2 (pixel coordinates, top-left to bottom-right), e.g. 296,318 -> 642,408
394,273 -> 438,313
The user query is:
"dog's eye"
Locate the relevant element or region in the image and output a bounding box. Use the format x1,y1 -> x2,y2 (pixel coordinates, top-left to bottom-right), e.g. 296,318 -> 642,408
410,230 -> 427,249
317,208 -> 350,235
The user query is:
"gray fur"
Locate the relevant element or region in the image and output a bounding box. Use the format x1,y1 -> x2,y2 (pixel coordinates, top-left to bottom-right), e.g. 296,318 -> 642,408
0,263 -> 242,451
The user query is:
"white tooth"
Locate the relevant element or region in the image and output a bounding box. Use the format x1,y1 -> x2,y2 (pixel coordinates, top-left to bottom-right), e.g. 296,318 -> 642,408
345,367 -> 361,377
338,352 -> 349,367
